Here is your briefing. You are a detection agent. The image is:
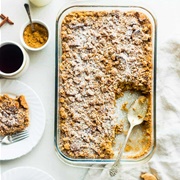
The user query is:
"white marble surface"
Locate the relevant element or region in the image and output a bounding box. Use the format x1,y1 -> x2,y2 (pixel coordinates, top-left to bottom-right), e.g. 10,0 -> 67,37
1,0 -> 180,180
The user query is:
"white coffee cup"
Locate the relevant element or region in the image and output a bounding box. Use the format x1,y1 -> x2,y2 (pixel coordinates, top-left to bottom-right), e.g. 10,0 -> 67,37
29,0 -> 53,7
0,41 -> 30,79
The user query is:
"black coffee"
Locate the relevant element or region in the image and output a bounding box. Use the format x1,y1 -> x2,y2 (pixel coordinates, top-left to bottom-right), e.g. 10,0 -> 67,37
0,44 -> 23,73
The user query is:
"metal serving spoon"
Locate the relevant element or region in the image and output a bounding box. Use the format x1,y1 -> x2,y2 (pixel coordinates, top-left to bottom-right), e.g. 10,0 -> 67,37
24,3 -> 35,32
109,96 -> 148,177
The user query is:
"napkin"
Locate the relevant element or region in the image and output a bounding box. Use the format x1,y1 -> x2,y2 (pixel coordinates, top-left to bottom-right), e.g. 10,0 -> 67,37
84,36 -> 180,180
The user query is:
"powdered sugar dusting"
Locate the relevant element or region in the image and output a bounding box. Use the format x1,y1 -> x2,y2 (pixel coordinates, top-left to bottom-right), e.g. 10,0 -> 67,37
59,10 -> 152,159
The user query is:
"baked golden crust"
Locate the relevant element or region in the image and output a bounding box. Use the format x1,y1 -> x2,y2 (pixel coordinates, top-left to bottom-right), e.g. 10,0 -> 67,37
141,172 -> 157,180
59,10 -> 152,159
0,94 -> 29,136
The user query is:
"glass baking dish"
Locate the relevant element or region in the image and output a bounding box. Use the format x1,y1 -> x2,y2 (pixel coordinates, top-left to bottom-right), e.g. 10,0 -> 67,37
54,2 -> 157,167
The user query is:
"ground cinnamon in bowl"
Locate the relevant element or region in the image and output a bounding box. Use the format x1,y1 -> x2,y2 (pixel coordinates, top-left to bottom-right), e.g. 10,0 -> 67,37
23,23 -> 48,48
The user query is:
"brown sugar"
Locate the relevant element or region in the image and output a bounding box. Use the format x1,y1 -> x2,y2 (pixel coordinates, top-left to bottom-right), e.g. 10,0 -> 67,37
23,23 -> 48,48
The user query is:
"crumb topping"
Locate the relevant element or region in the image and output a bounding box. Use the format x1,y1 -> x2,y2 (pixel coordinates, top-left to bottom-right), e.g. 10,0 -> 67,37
59,10 -> 152,159
0,94 -> 29,136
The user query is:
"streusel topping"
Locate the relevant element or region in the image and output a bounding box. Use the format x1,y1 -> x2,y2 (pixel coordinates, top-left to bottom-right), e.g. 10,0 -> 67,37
59,10 -> 152,159
0,94 -> 29,136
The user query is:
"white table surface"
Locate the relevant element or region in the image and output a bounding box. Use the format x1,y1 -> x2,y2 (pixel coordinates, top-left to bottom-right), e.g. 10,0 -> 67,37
1,0 -> 180,180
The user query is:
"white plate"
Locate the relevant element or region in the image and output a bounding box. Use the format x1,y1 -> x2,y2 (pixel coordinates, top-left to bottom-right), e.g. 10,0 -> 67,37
2,167 -> 55,180
0,79 -> 46,160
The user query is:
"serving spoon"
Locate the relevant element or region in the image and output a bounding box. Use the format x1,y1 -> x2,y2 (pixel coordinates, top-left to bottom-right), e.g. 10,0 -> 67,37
109,96 -> 148,177
24,3 -> 35,32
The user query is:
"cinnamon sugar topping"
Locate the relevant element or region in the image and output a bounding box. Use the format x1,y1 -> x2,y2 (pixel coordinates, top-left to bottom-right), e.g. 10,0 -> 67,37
0,94 -> 29,136
59,10 -> 153,159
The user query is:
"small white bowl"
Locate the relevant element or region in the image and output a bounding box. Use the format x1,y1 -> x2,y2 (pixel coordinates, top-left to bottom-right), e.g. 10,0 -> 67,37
20,19 -> 50,51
